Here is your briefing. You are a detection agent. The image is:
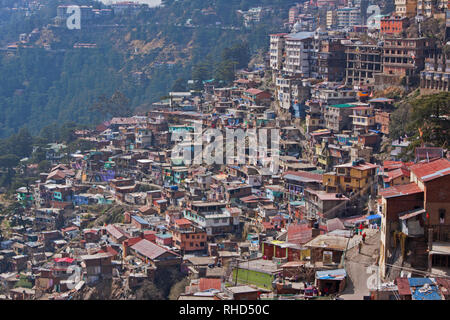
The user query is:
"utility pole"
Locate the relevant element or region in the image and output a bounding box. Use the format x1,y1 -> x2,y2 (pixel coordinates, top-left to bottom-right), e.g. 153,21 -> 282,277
234,258 -> 239,286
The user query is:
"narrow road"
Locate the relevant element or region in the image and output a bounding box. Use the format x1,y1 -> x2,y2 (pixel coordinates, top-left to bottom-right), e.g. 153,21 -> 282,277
339,230 -> 380,300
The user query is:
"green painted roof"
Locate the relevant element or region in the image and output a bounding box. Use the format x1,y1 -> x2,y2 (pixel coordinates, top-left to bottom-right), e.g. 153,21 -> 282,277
330,104 -> 355,108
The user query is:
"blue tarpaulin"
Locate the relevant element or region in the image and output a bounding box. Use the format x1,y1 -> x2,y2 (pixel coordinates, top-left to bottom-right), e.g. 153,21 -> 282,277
315,269 -> 347,280
366,214 -> 381,220
409,278 -> 442,300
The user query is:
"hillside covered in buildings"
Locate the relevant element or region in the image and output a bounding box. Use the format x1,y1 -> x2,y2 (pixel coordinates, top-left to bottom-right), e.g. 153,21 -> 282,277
0,0 -> 449,302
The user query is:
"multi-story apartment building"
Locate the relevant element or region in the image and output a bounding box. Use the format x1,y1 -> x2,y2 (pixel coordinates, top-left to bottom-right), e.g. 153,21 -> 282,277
337,7 -> 362,29
382,38 -> 432,79
304,188 -> 350,220
417,0 -> 433,17
378,158 -> 450,280
283,31 -> 315,77
326,10 -> 337,29
171,221 -> 207,253
375,110 -> 391,135
420,49 -> 450,92
323,159 -> 378,195
380,16 -> 410,35
417,0 -> 449,17
310,85 -> 357,105
182,202 -> 240,237
317,39 -> 347,82
349,106 -> 376,133
395,0 -> 417,17
275,75 -> 310,110
243,7 -> 265,28
270,31 -> 330,80
289,6 -> 299,24
305,101 -> 326,133
345,43 -> 383,85
269,33 -> 288,73
324,103 -> 355,133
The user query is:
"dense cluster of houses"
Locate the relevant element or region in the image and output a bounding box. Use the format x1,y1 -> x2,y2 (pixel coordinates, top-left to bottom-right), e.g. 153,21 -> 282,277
0,1 -> 449,301
0,58 -> 448,299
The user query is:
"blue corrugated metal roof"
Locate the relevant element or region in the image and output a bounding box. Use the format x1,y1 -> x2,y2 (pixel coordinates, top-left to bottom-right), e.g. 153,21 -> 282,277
408,278 -> 442,300
132,215 -> 149,225
408,278 -> 432,286
315,269 -> 346,280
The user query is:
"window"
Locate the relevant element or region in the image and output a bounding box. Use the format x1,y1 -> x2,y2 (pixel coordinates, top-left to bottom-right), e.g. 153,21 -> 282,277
439,209 -> 446,224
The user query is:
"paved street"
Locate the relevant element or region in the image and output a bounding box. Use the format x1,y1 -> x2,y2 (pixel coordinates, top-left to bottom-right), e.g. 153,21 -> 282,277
338,230 -> 380,300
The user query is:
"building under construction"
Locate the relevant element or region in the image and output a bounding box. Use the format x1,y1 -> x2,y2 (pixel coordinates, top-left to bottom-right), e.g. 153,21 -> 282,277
345,43 -> 383,86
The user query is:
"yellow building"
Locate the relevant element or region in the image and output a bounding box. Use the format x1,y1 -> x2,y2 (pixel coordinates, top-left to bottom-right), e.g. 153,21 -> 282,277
323,160 -> 378,194
315,141 -> 331,169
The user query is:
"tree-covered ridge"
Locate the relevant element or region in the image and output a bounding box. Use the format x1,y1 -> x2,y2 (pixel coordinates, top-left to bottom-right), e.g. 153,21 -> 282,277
0,47 -> 124,137
0,0 -> 287,138
389,92 -> 450,160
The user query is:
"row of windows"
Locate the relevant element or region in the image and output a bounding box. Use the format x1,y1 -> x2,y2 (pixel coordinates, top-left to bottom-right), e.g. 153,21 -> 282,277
185,234 -> 205,239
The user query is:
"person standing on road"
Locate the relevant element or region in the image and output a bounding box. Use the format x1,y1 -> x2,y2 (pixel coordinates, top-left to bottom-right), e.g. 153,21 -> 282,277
358,241 -> 363,253
362,232 -> 366,243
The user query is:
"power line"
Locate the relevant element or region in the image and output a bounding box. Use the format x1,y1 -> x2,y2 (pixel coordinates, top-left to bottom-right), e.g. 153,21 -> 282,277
346,258 -> 450,280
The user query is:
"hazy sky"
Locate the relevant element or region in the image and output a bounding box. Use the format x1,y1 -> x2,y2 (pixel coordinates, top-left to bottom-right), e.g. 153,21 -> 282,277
99,0 -> 162,7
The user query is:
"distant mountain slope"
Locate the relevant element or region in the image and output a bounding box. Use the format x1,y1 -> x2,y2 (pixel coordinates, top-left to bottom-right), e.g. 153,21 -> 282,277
0,0 -> 290,137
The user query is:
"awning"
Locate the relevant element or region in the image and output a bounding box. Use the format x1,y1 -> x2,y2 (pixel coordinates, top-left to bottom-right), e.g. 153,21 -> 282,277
399,208 -> 425,221
366,214 -> 381,220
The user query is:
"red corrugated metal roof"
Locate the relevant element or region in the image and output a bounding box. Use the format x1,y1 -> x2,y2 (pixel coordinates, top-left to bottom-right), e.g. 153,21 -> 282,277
98,246 -> 119,257
379,183 -> 423,199
383,167 -> 410,183
54,257 -> 75,263
106,224 -> 127,240
131,239 -> 178,260
47,170 -> 66,180
396,277 -> 412,296
287,224 -> 313,245
383,161 -> 409,170
62,226 -> 79,233
245,88 -> 270,96
410,158 -> 450,182
175,218 -> 192,226
199,278 -> 222,291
